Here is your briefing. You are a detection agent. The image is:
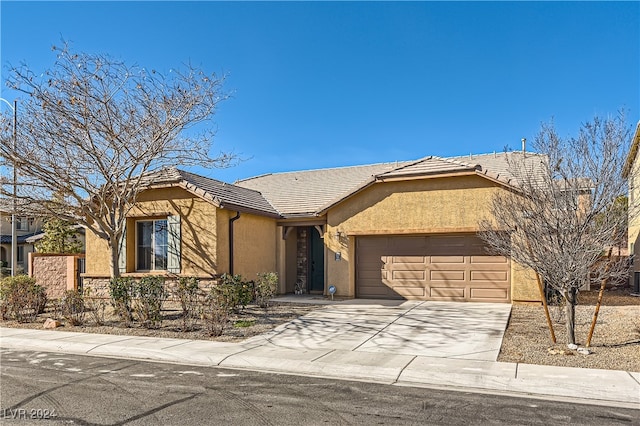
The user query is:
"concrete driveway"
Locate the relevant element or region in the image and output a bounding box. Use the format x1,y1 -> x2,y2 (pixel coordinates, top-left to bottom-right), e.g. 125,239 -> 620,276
247,300 -> 512,361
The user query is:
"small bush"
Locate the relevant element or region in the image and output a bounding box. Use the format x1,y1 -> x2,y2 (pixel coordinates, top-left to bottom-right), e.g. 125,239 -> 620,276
83,288 -> 107,326
109,277 -> 135,326
213,274 -> 253,313
202,287 -> 229,337
0,275 -> 47,322
175,276 -> 201,331
59,290 -> 85,326
255,272 -> 278,309
133,276 -> 167,329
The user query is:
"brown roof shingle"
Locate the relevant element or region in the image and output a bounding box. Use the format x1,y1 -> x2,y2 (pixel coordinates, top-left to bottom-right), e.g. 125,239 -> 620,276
143,167 -> 280,217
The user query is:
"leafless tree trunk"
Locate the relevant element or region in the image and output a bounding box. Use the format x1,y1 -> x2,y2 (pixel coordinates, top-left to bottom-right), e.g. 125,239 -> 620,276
0,43 -> 234,277
479,114 -> 632,346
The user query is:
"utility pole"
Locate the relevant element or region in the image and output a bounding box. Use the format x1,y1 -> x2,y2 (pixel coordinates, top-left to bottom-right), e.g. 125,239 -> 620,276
0,98 -> 17,276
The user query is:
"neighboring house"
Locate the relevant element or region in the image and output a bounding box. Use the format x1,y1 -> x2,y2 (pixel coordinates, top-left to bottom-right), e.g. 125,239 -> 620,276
25,224 -> 87,253
623,120 -> 640,290
0,210 -> 43,274
84,152 -> 543,303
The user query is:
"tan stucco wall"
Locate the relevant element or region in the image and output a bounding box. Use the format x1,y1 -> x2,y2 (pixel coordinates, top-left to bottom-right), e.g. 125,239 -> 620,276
85,231 -> 110,275
216,209 -> 277,280
85,186 -> 279,282
324,175 -> 539,302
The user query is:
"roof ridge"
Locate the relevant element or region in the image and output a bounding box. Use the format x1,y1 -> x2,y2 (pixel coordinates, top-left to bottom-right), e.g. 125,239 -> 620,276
239,161 -> 409,181
431,155 -> 480,169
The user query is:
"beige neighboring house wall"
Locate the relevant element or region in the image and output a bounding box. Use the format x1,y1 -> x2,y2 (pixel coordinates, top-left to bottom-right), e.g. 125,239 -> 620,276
0,213 -> 44,274
624,121 -> 640,285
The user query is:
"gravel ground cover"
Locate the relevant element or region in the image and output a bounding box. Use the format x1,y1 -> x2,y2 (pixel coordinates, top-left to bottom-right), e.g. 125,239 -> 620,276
0,301 -> 320,342
497,289 -> 640,372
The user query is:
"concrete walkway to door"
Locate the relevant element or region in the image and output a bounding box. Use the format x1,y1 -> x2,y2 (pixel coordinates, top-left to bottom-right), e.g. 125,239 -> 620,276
245,299 -> 512,361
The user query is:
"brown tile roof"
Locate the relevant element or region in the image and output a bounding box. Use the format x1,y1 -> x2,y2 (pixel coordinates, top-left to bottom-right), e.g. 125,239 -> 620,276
143,167 -> 280,218
142,152 -> 548,219
237,152 -> 547,218
376,156 -> 479,179
449,151 -> 548,187
236,163 -> 410,217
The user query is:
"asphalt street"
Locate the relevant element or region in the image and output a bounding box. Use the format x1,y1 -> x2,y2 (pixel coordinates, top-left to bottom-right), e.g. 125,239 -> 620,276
1,350 -> 638,425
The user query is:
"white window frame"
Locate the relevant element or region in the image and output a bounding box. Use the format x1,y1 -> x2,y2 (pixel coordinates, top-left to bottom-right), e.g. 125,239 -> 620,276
15,217 -> 29,231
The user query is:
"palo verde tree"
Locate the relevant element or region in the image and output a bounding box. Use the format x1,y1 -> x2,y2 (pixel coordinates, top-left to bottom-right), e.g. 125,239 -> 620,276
479,114 -> 632,345
0,44 -> 233,277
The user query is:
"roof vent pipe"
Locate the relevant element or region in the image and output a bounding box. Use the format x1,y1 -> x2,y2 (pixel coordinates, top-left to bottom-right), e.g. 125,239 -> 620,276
521,138 -> 526,157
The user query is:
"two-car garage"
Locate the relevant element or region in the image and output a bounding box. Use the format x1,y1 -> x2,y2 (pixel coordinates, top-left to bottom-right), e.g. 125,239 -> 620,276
355,234 -> 511,303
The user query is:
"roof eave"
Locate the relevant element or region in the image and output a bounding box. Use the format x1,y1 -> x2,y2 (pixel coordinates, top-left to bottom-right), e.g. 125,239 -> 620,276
622,121 -> 640,178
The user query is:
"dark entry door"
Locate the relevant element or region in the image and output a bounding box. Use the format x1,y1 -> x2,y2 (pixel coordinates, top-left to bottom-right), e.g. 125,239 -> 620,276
309,227 -> 325,292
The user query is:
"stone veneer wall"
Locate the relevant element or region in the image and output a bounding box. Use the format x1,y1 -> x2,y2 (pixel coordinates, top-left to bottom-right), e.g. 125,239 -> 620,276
29,254 -> 83,300
296,227 -> 308,292
82,276 -> 220,299
32,256 -> 67,299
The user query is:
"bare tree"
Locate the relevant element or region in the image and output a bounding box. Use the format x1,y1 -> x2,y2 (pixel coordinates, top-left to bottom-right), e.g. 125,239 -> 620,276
0,44 -> 233,277
479,114 -> 631,345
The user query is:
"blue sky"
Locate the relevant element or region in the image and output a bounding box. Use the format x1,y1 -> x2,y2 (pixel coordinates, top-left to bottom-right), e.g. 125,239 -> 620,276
1,1 -> 638,183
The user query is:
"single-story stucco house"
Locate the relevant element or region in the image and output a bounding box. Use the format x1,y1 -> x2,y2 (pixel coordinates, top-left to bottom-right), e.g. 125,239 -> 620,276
83,152 -> 542,303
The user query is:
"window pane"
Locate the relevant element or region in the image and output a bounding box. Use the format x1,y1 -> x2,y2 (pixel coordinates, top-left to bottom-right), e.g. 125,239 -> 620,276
137,221 -> 153,270
154,220 -> 168,270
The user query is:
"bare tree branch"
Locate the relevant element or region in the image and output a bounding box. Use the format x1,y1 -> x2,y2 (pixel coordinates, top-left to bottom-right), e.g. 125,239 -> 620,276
479,113 -> 632,345
0,43 -> 235,277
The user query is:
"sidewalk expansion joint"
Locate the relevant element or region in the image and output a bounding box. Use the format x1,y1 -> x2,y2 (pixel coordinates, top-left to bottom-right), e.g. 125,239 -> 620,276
160,340 -> 194,350
217,345 -> 263,365
85,337 -> 137,354
628,371 -> 640,386
351,301 -> 426,352
393,355 -> 417,384
310,350 -> 335,363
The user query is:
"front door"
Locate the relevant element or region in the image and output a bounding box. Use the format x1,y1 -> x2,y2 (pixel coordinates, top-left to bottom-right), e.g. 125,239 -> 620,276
309,227 -> 325,293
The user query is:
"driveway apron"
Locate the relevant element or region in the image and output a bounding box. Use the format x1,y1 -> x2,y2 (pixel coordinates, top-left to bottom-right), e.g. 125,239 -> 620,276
246,300 -> 512,361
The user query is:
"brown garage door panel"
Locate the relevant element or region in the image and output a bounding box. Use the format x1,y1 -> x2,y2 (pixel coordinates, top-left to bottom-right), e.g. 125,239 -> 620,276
470,288 -> 509,300
392,286 -> 426,297
470,271 -> 509,281
356,234 -> 510,302
392,270 -> 426,280
431,255 -> 465,264
430,287 -> 466,299
430,270 -> 465,281
471,255 -> 508,264
392,256 -> 426,263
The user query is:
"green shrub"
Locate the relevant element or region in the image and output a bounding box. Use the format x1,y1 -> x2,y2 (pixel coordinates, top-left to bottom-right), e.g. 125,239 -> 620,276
255,272 -> 278,308
133,276 -> 167,329
109,277 -> 135,326
212,274 -> 253,313
59,290 -> 85,326
0,275 -> 48,322
175,276 -> 201,331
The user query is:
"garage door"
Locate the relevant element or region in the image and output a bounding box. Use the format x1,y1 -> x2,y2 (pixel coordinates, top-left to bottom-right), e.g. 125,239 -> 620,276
356,234 -> 510,302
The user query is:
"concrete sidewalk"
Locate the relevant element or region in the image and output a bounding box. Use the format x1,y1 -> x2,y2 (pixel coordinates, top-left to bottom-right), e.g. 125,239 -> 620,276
1,299 -> 638,408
